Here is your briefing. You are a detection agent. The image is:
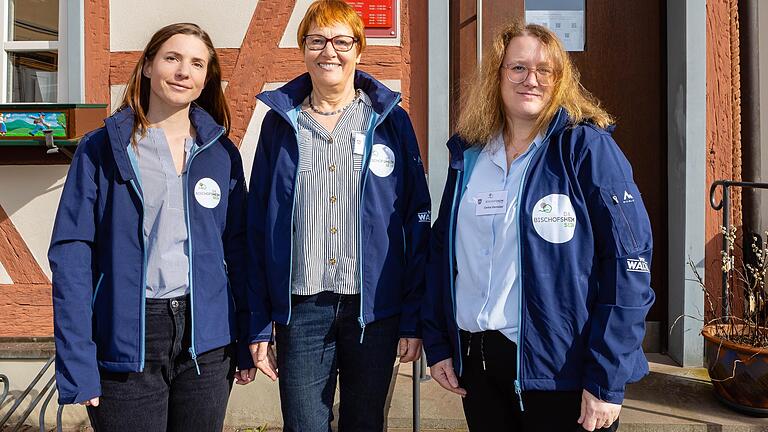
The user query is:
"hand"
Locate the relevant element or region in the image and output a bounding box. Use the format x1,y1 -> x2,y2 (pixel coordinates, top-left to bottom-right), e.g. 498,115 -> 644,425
398,338 -> 422,363
578,389 -> 621,431
80,397 -> 99,407
249,341 -> 278,381
429,358 -> 467,396
234,368 -> 257,385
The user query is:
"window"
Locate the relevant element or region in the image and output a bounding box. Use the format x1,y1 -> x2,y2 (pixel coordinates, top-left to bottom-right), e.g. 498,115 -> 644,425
0,0 -> 80,103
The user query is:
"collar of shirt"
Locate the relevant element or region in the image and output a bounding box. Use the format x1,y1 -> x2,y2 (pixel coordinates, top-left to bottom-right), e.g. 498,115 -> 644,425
483,130 -> 545,174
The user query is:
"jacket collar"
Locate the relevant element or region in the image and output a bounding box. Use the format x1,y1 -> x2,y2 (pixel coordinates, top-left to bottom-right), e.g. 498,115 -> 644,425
256,69 -> 401,122
104,105 -> 224,182
448,106 -> 571,171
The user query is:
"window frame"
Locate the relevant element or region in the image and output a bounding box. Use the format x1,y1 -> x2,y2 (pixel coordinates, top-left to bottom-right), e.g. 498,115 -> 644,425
0,0 -> 83,104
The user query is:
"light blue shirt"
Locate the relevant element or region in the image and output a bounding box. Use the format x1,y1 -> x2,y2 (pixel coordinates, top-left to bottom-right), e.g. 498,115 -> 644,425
454,131 -> 543,342
137,128 -> 193,299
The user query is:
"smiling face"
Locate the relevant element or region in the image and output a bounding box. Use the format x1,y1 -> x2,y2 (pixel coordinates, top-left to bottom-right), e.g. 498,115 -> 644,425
303,23 -> 360,92
499,34 -> 554,124
142,33 -> 209,112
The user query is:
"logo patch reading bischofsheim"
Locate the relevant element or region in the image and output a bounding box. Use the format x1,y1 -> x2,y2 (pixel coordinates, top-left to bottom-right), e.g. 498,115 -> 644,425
369,144 -> 395,177
531,194 -> 576,244
626,257 -> 650,273
194,178 -> 221,209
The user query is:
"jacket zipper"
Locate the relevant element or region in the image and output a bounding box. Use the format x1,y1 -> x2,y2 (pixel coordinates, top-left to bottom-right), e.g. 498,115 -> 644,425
183,127 -> 226,374
512,109 -> 563,411
286,106 -> 303,325
448,170 -> 464,375
611,192 -> 639,250
357,97 -> 400,344
128,179 -> 148,371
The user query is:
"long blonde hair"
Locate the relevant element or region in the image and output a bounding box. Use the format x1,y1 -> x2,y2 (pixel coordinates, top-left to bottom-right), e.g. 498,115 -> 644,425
456,19 -> 613,145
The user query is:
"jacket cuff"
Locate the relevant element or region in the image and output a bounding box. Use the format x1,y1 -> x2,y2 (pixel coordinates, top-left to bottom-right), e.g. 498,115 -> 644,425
57,386 -> 101,405
424,342 -> 452,367
583,381 -> 625,404
399,319 -> 422,339
236,340 -> 255,370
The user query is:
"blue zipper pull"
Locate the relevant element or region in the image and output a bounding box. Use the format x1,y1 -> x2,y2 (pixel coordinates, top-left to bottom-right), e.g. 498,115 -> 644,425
189,347 -> 201,375
514,380 -> 525,411
358,317 -> 366,344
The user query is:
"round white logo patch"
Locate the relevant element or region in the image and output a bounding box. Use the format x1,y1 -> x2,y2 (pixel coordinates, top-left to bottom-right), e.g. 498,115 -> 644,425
369,144 -> 395,177
531,194 -> 576,244
194,178 -> 221,209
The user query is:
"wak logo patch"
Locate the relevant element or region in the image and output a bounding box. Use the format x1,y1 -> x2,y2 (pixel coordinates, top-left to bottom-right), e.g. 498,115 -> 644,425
626,257 -> 650,273
417,211 -> 431,223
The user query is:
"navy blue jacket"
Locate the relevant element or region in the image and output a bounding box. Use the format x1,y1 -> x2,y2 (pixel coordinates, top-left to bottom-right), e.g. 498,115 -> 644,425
422,108 -> 655,404
49,106 -> 251,405
246,71 -> 430,342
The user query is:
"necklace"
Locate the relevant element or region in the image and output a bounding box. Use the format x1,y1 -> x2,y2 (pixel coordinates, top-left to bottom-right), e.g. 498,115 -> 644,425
309,89 -> 361,116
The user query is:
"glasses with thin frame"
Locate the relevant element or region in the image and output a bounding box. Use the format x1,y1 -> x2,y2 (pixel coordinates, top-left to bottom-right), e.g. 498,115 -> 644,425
303,34 -> 358,52
501,64 -> 554,86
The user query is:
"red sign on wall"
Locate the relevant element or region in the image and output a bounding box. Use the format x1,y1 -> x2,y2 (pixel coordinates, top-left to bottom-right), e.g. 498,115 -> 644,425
346,0 -> 397,38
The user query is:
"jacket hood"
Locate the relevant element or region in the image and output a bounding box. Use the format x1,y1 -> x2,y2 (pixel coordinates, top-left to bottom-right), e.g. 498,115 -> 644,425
104,105 -> 225,183
256,70 -> 401,120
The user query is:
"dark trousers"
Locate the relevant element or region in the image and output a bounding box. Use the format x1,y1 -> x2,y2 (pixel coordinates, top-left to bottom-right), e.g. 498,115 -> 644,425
275,291 -> 400,432
87,295 -> 235,432
459,330 -> 620,432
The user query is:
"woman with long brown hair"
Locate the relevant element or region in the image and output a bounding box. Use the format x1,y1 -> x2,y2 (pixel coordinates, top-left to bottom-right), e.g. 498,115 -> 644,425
49,23 -> 254,431
423,20 -> 654,431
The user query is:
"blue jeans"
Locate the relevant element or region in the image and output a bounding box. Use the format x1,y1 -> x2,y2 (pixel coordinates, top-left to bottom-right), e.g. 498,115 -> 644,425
87,295 -> 235,432
276,291 -> 400,432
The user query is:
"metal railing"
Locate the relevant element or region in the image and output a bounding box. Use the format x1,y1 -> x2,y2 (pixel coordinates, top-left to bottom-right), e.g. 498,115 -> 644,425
411,352 -> 431,432
0,356 -> 63,432
709,179 -> 768,319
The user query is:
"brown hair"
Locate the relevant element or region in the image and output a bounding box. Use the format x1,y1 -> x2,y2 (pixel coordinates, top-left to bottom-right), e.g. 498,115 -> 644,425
119,23 -> 230,146
297,0 -> 367,52
456,19 -> 613,145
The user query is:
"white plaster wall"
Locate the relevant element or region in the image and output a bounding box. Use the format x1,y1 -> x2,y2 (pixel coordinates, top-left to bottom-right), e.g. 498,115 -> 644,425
110,84 -> 127,114
110,0 -> 259,51
279,0 -> 401,48
239,80 -> 401,184
0,260 -> 13,284
0,166 -> 69,280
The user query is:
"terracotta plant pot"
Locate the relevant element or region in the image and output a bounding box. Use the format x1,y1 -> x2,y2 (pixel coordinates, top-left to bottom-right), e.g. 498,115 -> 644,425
702,324 -> 768,416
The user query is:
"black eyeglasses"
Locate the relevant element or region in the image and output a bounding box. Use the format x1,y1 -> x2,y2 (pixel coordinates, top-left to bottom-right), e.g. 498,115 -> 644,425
303,34 -> 358,52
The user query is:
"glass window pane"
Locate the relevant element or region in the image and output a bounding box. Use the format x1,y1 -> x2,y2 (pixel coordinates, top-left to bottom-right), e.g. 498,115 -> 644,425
9,0 -> 59,41
8,51 -> 58,102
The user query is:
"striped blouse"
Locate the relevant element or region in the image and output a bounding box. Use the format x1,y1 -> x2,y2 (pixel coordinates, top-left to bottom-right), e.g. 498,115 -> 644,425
291,90 -> 373,296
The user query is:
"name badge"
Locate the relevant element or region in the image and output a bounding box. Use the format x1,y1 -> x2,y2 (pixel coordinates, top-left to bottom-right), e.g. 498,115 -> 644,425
475,191 -> 508,216
353,132 -> 366,155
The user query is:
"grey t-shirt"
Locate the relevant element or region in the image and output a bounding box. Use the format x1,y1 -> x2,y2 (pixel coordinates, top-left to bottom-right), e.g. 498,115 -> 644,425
136,128 -> 193,299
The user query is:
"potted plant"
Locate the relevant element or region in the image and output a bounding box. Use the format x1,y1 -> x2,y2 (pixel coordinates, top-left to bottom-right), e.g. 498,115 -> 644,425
690,226 -> 768,415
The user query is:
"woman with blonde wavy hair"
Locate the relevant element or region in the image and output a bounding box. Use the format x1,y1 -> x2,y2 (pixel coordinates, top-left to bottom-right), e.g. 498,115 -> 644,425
423,19 -> 654,431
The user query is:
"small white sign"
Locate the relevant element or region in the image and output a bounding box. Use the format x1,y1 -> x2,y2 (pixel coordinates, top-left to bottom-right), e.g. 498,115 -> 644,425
525,10 -> 585,52
475,191 -> 508,216
353,132 -> 366,155
194,178 -> 221,209
369,144 -> 396,177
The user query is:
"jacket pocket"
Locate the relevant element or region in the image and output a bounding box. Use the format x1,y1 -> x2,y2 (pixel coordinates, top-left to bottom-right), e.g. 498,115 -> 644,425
598,182 -> 649,255
92,272 -> 105,308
